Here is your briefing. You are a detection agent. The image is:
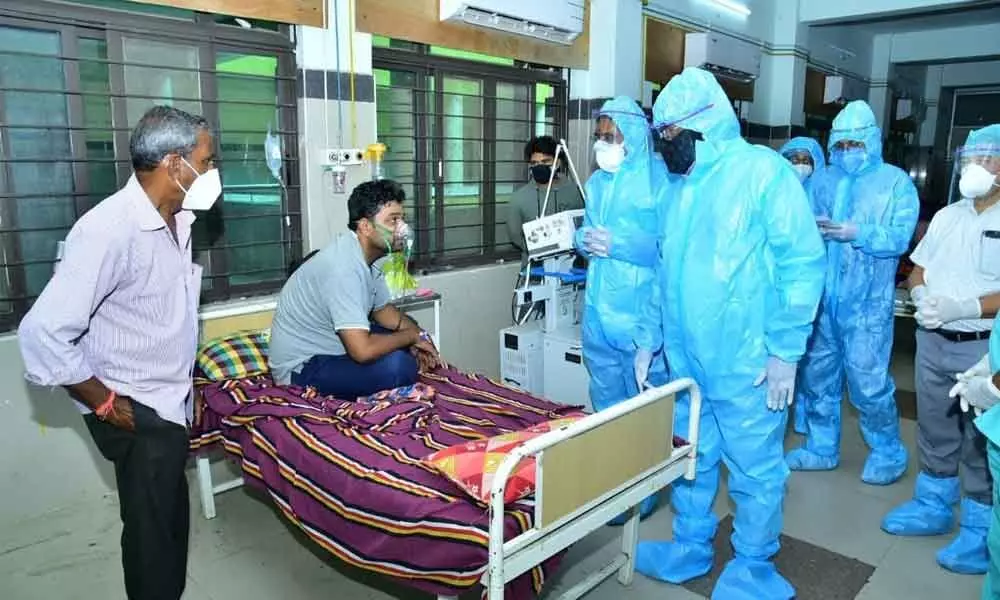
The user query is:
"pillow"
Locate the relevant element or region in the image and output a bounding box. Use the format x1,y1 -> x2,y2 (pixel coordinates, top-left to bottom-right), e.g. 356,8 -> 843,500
423,415 -> 585,505
195,330 -> 270,383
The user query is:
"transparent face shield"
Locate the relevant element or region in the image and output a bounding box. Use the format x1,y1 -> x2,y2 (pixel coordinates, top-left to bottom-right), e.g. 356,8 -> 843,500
949,144 -> 1000,204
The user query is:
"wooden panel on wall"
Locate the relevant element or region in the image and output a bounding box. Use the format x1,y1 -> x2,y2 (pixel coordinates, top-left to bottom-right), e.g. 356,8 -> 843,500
356,0 -> 589,69
201,311 -> 274,342
643,17 -> 685,85
804,67 -> 842,118
129,0 -> 324,27
644,17 -> 753,103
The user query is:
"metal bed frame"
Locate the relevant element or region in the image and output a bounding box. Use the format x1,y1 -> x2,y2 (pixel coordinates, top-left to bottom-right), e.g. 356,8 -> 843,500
193,378 -> 701,600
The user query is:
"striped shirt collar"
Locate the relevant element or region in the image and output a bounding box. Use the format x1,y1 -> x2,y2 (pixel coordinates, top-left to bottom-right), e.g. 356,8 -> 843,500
125,174 -> 196,232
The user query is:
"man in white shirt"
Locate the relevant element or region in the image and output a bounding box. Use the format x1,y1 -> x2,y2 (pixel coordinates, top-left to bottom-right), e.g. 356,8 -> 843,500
882,124 -> 1000,576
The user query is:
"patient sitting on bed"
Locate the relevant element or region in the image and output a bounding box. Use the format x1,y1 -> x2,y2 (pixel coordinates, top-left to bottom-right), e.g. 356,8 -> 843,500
267,179 -> 440,398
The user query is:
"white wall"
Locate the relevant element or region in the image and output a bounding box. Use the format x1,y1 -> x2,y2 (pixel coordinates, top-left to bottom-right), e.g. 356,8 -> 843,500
646,0 -> 775,45
807,25 -> 874,80
890,23 -> 1000,63
941,60 -> 1000,88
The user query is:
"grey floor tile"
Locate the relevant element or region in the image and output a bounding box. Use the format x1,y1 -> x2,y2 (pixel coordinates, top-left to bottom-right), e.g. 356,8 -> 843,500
855,535 -> 984,600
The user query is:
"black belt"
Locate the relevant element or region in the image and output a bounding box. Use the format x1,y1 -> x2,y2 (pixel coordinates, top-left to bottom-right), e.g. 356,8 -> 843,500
931,329 -> 991,343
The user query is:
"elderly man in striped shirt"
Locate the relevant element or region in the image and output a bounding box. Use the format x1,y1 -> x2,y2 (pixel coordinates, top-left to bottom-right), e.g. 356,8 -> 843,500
18,105 -> 219,600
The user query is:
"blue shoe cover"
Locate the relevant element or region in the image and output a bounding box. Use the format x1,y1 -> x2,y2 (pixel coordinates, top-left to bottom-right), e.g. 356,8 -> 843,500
785,446 -> 838,471
882,473 -> 959,536
635,540 -> 713,584
607,494 -> 658,526
936,498 -> 990,574
793,404 -> 807,435
861,445 -> 908,486
711,557 -> 794,600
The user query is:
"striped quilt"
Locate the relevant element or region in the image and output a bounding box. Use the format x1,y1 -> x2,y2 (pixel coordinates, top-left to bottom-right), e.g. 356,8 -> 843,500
189,367 -> 585,599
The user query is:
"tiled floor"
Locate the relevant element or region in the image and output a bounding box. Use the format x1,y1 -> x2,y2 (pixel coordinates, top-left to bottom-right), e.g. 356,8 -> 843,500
1,328 -> 989,600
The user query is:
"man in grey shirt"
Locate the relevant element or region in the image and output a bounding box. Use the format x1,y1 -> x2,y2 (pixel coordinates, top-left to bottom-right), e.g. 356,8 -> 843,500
268,180 -> 439,397
506,135 -> 585,264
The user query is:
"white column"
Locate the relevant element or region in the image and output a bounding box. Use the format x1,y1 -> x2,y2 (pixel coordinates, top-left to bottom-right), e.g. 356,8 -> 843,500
750,0 -> 808,128
296,0 -> 377,250
868,34 -> 893,130
568,0 -> 644,179
920,65 -> 944,147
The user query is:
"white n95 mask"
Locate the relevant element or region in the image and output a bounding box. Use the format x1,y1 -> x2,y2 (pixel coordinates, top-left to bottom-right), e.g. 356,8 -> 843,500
594,140 -> 626,174
176,158 -> 222,211
792,164 -> 813,183
960,164 -> 998,199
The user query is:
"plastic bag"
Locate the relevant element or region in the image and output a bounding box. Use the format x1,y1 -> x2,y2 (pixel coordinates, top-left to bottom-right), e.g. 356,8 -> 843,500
383,252 -> 418,299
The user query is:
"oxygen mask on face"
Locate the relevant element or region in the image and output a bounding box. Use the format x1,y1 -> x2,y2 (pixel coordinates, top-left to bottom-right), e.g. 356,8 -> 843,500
379,220 -> 418,299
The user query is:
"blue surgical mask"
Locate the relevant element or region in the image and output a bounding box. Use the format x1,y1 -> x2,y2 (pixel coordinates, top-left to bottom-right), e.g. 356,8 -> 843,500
835,148 -> 867,174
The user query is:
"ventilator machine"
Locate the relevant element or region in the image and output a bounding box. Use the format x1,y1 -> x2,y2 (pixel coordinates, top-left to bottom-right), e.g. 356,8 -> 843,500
500,138 -> 592,411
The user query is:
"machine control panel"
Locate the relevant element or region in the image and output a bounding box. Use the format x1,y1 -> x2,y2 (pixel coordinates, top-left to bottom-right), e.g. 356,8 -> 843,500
522,209 -> 585,258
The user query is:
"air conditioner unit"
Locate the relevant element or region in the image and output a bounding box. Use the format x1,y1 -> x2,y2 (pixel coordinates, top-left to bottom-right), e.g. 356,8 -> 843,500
440,0 -> 585,46
684,32 -> 761,84
823,75 -> 866,105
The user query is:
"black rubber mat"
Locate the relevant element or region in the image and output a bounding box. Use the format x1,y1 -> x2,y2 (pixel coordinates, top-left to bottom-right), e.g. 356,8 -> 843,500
681,515 -> 876,599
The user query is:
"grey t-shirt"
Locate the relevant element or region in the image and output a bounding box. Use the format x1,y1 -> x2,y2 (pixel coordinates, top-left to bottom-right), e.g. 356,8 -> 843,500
506,178 -> 585,264
268,231 -> 391,384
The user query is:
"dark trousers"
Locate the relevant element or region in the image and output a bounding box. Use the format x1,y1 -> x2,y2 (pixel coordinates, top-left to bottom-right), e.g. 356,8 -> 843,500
915,329 -> 993,504
292,324 -> 419,398
84,401 -> 190,600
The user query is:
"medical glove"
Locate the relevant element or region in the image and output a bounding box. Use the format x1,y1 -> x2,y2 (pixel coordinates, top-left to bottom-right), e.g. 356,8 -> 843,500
582,226 -> 612,257
822,222 -> 858,242
634,348 -> 653,391
958,353 -> 992,383
754,356 -> 797,411
950,375 -> 1000,416
917,295 -> 982,329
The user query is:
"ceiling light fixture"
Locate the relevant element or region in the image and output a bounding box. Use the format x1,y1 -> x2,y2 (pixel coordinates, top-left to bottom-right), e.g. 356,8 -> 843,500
710,0 -> 752,17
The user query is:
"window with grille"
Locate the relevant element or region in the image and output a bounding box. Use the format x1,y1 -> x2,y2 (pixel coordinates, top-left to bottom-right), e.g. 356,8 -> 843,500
373,38 -> 567,269
0,0 -> 301,332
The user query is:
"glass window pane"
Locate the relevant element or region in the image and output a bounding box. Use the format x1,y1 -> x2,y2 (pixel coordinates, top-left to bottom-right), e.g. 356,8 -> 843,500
123,37 -> 201,124
442,76 -> 483,259
376,69 -> 418,209
495,82 -> 531,249
80,38 -> 117,201
214,52 -> 285,287
0,26 -> 74,302
429,46 -> 514,66
535,82 -> 558,136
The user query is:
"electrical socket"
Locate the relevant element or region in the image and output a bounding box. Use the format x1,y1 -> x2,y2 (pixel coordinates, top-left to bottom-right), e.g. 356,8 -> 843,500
325,148 -> 365,166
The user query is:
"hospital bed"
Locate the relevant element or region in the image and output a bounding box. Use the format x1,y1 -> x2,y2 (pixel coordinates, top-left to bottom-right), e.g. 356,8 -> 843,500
189,357 -> 699,599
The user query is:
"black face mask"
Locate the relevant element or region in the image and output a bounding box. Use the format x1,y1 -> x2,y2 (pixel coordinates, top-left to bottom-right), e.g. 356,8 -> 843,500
530,164 -> 554,184
654,129 -> 703,175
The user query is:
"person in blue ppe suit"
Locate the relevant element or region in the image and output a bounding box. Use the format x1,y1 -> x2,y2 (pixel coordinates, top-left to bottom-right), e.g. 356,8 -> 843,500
575,96 -> 670,522
952,345 -> 1000,594
952,300 -> 1000,597
779,136 -> 827,435
780,136 -> 825,191
887,125 -> 1000,576
786,100 -> 918,486
634,67 -> 826,600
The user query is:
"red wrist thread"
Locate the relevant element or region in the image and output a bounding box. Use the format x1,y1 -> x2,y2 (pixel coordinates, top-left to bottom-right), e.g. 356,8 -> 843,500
95,391 -> 117,419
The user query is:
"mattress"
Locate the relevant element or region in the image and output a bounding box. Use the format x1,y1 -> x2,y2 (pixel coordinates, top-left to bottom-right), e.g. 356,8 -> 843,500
189,367 -> 586,599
